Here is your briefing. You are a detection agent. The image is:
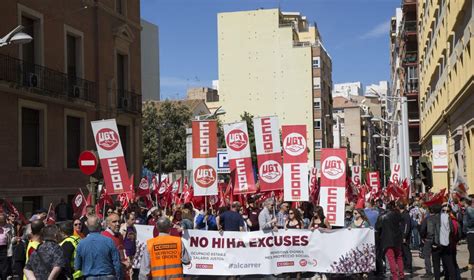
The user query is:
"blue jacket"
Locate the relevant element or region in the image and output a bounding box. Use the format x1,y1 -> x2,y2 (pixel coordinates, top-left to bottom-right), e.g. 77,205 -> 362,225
464,207 -> 474,234
75,232 -> 121,279
195,214 -> 217,230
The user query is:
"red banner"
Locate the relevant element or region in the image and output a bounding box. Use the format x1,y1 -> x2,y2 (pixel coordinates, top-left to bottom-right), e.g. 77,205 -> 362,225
224,122 -> 256,195
253,116 -> 283,192
91,119 -> 132,195
319,148 -> 347,227
367,171 -> 381,192
192,120 -> 218,196
282,125 -> 308,201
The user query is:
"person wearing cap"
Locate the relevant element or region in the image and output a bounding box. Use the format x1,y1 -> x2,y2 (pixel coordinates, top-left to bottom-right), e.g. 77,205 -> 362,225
344,205 -> 354,228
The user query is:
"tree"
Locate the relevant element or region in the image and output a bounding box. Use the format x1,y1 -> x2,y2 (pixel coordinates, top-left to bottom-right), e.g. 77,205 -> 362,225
142,100 -> 192,173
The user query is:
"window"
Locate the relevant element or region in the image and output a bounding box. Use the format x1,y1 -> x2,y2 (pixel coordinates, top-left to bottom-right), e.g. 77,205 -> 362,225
66,116 -> 82,168
313,77 -> 321,89
116,53 -> 129,107
312,57 -> 320,68
21,105 -> 46,167
315,140 -> 322,151
67,35 -> 77,78
314,119 -> 322,130
313,98 -> 321,109
19,4 -> 43,65
115,0 -> 126,15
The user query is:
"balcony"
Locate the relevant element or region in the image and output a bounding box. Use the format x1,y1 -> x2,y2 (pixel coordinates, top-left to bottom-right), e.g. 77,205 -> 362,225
117,89 -> 141,114
0,53 -> 96,103
403,51 -> 417,65
406,80 -> 419,96
404,21 -> 417,35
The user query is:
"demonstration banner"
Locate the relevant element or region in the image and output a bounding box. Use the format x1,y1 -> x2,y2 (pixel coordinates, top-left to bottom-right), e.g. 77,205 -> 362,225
390,163 -> 401,184
224,122 -> 256,194
432,135 -> 448,172
192,120 -> 218,196
367,171 -> 381,191
319,148 -> 346,227
282,125 -> 309,201
351,165 -> 361,186
182,229 -> 375,275
91,119 -> 132,195
253,116 -> 283,192
133,225 -> 155,270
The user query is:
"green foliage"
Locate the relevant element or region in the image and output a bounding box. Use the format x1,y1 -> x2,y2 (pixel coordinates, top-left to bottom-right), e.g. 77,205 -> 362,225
240,111 -> 258,167
142,100 -> 192,173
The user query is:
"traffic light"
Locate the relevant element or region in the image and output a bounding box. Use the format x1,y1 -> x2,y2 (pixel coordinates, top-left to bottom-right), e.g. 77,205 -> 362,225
420,161 -> 432,190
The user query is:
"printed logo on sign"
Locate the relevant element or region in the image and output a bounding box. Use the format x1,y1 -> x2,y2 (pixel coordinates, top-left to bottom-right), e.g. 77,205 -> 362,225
226,129 -> 248,151
299,259 -> 307,267
236,159 -> 248,191
434,150 -> 447,159
322,156 -> 345,180
74,195 -> 83,207
96,128 -> 119,151
196,264 -> 213,269
259,160 -> 282,183
199,122 -> 210,155
194,165 -> 216,188
277,261 -> 295,267
283,133 -> 306,156
261,118 -> 274,153
158,184 -> 166,195
290,164 -> 301,200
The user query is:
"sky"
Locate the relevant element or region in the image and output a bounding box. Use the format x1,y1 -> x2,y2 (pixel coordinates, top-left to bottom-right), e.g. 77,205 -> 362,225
140,0 -> 401,100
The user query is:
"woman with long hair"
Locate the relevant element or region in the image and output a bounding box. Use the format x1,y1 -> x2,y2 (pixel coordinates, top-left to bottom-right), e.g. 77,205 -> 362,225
285,208 -> 304,229
351,208 -> 370,228
310,206 -> 331,230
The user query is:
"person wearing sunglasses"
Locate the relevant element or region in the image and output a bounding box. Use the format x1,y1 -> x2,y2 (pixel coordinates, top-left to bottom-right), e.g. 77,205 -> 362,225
310,206 -> 331,230
285,208 -> 303,229
72,219 -> 85,239
350,209 -> 370,229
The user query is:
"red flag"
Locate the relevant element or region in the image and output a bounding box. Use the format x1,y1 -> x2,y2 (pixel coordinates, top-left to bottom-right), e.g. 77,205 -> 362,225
425,188 -> 447,207
182,179 -> 193,205
451,170 -> 469,200
136,177 -> 150,197
4,199 -> 27,225
45,203 -> 56,225
355,186 -> 367,209
118,192 -> 133,210
72,192 -> 87,217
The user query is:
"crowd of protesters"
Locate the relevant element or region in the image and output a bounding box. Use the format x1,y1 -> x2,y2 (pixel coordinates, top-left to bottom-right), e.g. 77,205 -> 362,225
0,190 -> 473,280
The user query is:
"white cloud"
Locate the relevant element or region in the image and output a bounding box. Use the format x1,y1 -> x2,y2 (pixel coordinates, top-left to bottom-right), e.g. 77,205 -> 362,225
359,20 -> 391,39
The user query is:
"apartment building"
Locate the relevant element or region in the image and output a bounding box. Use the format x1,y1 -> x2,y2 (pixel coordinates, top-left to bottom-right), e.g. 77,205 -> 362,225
209,9 -> 333,167
418,0 -> 474,192
0,0 -> 142,214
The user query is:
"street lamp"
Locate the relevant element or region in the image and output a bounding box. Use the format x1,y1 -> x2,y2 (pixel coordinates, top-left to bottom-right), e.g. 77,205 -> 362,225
196,106 -> 226,120
371,116 -> 401,125
0,25 -> 32,48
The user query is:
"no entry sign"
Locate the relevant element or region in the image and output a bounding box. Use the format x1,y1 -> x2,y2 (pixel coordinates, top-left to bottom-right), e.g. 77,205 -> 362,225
78,150 -> 98,175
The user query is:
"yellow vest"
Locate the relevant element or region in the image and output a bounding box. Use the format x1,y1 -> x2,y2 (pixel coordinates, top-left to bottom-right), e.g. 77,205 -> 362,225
60,235 -> 82,279
24,240 -> 40,280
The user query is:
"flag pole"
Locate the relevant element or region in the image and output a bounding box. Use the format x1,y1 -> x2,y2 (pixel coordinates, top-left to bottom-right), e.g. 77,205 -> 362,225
46,202 -> 53,220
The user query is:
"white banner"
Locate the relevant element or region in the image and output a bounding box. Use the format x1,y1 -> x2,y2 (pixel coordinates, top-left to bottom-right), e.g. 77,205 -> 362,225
192,120 -> 218,196
133,225 -> 155,269
283,163 -> 309,201
351,165 -> 361,186
390,163 -> 401,184
254,116 -> 281,154
432,135 -> 448,172
182,229 -> 375,275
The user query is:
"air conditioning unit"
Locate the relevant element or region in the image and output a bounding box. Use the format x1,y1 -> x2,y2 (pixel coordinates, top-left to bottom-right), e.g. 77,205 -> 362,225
72,85 -> 82,98
28,73 -> 39,87
121,97 -> 129,108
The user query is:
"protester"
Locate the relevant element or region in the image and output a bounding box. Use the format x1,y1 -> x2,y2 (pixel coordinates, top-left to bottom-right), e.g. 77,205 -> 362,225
79,206 -> 95,237
419,204 -> 434,278
285,208 -> 303,229
258,198 -> 277,231
364,200 -> 379,227
276,202 -> 289,229
310,206 -> 331,230
75,215 -> 121,279
72,219 -> 84,239
218,202 -> 245,232
139,217 -> 190,280
398,201 -> 413,274
350,209 -> 370,228
0,214 -> 12,280
58,221 -> 81,280
344,206 -> 353,228
24,225 -> 65,280
376,201 -> 404,280
121,213 -> 138,280
195,208 -> 217,230
463,196 -> 474,279
245,197 -> 260,231
102,213 -> 131,280
55,199 -> 70,222
24,220 -> 44,279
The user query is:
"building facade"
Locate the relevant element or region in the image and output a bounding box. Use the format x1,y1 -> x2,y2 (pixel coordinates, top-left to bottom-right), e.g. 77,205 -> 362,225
210,9 -> 333,167
187,87 -> 219,102
332,82 -> 363,98
418,0 -> 474,192
0,0 -> 142,215
141,19 -> 159,101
